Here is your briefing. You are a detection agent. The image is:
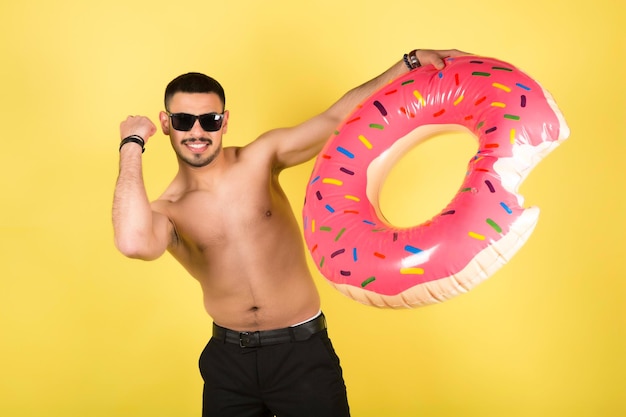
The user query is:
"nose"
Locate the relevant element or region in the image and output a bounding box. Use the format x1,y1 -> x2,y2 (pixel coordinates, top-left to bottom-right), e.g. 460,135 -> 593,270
190,118 -> 205,135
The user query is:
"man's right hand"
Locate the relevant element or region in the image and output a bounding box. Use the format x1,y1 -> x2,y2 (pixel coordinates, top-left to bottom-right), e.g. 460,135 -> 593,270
120,116 -> 157,144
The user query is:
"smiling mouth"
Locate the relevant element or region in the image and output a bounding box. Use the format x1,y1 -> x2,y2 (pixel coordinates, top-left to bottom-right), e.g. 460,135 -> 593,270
183,140 -> 212,153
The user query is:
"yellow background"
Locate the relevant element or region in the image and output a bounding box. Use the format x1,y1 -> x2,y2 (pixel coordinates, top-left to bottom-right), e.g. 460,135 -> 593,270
1,0 -> 624,416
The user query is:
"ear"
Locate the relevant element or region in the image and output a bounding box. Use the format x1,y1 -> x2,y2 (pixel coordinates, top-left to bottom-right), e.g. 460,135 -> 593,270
221,110 -> 230,134
159,111 -> 170,135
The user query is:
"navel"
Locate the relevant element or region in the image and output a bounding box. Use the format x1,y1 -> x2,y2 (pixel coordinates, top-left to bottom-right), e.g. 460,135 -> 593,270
265,210 -> 272,217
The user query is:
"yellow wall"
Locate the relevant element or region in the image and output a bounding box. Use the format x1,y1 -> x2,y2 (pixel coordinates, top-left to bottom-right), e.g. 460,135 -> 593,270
1,0 -> 624,416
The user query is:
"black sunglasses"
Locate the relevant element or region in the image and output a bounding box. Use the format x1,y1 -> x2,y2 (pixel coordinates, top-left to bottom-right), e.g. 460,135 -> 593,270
167,112 -> 224,132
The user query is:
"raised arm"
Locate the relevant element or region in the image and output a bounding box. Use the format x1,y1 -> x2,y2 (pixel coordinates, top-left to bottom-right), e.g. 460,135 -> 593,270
113,116 -> 173,260
255,49 -> 468,170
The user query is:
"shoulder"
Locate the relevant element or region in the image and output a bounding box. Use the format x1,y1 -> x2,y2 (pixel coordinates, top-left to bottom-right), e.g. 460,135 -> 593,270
238,132 -> 282,164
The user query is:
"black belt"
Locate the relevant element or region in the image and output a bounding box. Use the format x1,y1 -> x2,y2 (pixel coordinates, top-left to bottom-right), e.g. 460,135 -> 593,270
213,313 -> 326,348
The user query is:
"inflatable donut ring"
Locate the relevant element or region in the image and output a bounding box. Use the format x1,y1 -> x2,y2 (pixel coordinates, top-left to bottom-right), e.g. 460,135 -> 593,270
302,56 -> 569,308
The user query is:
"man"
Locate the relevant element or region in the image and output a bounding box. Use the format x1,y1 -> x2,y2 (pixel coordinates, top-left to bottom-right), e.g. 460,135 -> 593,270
113,48 -> 466,417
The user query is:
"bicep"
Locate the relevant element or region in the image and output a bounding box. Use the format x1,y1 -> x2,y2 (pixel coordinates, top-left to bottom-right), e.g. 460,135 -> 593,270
256,112 -> 341,170
116,207 -> 174,261
149,209 -> 176,257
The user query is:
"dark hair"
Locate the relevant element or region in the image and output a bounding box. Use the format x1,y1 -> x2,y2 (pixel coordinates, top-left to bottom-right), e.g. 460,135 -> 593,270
164,72 -> 225,110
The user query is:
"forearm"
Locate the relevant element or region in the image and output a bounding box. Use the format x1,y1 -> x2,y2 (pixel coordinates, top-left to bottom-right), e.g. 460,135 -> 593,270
326,48 -> 466,123
112,144 -> 162,259
326,59 -> 407,123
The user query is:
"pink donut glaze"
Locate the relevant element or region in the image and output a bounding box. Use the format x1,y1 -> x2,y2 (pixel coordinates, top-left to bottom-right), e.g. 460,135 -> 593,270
303,56 -> 569,308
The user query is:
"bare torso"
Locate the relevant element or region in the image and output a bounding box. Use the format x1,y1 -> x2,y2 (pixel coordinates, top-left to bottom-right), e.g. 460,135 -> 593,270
152,145 -> 320,331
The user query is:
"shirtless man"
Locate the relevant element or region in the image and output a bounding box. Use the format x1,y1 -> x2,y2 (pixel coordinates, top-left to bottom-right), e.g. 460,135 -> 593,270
113,48 -> 465,417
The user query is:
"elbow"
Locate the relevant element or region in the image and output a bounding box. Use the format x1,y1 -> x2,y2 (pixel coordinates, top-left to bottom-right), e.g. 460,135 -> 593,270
114,236 -> 161,261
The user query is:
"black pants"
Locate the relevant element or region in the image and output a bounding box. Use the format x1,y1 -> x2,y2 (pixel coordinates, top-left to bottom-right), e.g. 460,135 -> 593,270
199,327 -> 350,416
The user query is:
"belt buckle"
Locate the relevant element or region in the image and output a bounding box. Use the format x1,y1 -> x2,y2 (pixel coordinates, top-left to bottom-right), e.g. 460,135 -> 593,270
239,331 -> 260,348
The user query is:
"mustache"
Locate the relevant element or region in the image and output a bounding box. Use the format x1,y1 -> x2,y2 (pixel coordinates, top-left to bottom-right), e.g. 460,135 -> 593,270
182,138 -> 213,145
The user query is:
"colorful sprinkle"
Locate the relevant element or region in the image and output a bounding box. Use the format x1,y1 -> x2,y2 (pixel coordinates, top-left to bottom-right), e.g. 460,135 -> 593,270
401,79 -> 415,86
310,176 -> 320,184
336,147 -> 354,158
400,107 -> 416,118
413,90 -> 426,106
454,95 -> 464,106
455,73 -> 460,85
468,231 -> 485,240
475,96 -> 487,105
472,71 -> 491,77
492,82 -> 511,92
485,180 -> 495,192
486,218 -> 502,233
339,167 -> 354,175
404,245 -> 423,254
433,109 -> 446,117
320,226 -> 332,232
510,128 -> 516,144
491,102 -> 506,108
515,82 -> 531,91
346,117 -> 361,124
373,100 -> 387,116
374,252 -> 386,259
331,249 -> 345,258
322,178 -> 343,186
520,95 -> 527,107
500,202 -> 513,214
400,267 -> 425,275
358,135 -> 373,149
352,248 -> 358,261
361,277 -> 376,288
485,126 -> 497,134
340,270 -> 351,276
361,277 -> 376,287
504,114 -> 521,120
369,123 -> 384,130
335,228 -> 346,241
315,191 -> 322,200
324,204 -> 334,213
345,195 -> 360,202
492,66 -> 513,72
441,210 -> 456,215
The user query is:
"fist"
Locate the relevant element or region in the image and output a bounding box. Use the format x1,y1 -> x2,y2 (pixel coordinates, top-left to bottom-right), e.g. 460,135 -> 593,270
416,49 -> 470,70
120,116 -> 157,144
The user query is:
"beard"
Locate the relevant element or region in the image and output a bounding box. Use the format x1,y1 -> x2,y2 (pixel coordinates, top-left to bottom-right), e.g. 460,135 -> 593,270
175,139 -> 222,168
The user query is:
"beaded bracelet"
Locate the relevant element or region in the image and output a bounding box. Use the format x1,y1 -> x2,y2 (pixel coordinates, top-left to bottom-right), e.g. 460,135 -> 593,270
403,53 -> 413,70
119,135 -> 145,153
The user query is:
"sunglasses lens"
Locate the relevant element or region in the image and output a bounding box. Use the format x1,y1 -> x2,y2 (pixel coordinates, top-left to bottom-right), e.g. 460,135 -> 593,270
170,113 -> 195,131
199,113 -> 223,132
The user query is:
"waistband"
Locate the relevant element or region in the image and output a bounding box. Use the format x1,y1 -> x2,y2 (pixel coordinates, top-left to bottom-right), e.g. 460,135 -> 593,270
212,313 -> 327,348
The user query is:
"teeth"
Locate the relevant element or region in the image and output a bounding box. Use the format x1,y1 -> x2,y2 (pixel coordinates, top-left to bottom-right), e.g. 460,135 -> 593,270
188,143 -> 207,149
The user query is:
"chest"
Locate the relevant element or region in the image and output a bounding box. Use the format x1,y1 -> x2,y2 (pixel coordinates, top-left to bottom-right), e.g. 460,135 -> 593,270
169,173 -> 291,251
